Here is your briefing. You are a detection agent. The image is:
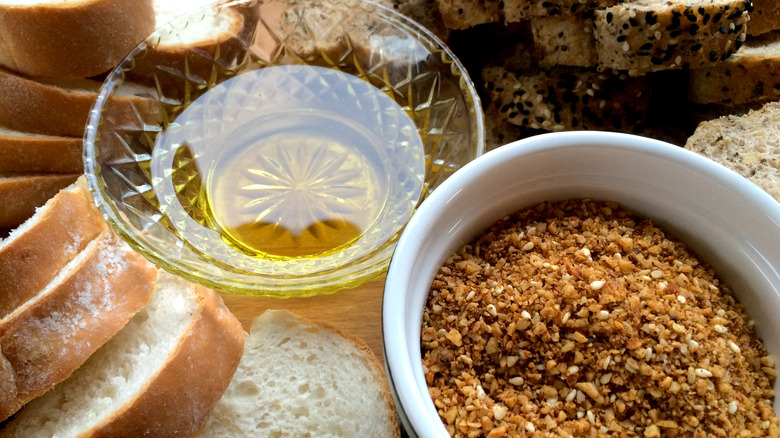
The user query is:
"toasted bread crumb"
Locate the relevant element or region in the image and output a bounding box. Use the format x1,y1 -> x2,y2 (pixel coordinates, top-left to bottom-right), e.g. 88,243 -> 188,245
422,199 -> 779,437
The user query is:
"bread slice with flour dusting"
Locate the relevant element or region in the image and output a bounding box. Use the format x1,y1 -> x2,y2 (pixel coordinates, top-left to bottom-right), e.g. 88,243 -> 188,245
0,177 -> 105,319
201,309 -> 399,438
0,228 -> 157,422
0,271 -> 244,437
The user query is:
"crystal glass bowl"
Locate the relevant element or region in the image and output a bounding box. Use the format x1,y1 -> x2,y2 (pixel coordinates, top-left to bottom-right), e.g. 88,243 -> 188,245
83,0 -> 484,297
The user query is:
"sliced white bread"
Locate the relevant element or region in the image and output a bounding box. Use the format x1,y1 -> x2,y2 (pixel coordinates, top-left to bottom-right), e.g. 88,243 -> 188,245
0,177 -> 106,319
748,0 -> 780,36
0,173 -> 80,228
0,127 -> 82,174
688,30 -> 780,105
685,100 -> 780,202
201,309 -> 399,438
0,271 -> 244,438
0,228 -> 157,421
0,68 -> 157,137
482,65 -> 651,132
531,13 -> 598,67
594,0 -> 751,75
0,0 -> 155,78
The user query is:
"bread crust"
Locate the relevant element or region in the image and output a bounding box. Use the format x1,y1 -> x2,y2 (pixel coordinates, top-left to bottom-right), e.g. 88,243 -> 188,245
0,0 -> 155,78
0,229 -> 157,421
0,174 -> 80,228
688,32 -> 780,105
87,284 -> 244,438
0,68 -> 160,138
0,178 -> 106,319
0,129 -> 82,173
594,0 -> 751,75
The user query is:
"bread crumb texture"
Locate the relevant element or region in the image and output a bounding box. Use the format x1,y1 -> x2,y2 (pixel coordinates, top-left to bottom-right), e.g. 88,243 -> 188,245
422,199 -> 779,437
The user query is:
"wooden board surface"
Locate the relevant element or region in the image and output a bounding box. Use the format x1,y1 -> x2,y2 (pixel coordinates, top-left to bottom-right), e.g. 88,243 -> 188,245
219,278 -> 387,363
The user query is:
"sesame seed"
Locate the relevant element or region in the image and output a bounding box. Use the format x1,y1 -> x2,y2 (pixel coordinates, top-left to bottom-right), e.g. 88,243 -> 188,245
695,368 -> 713,378
522,241 -> 535,251
677,295 -> 686,303
509,376 -> 524,386
714,324 -> 728,333
729,341 -> 742,354
729,401 -> 738,414
521,310 -> 532,319
590,280 -> 606,290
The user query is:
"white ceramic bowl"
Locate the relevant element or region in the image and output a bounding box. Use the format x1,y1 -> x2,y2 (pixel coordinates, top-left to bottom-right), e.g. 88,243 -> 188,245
382,131 -> 780,437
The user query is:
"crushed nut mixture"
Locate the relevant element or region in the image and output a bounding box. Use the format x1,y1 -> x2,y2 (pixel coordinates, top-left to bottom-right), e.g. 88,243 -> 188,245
422,200 -> 779,438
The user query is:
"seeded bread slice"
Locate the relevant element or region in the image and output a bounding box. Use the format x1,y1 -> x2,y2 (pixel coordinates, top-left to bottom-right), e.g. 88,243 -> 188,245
594,0 -> 751,75
531,13 -> 598,67
0,177 -> 106,319
437,0 -> 500,30
0,174 -> 80,228
684,101 -> 780,202
503,0 -> 617,21
688,31 -> 780,105
482,65 -> 651,132
201,309 -> 399,438
748,0 -> 780,36
0,127 -> 82,174
376,0 -> 451,41
0,271 -> 244,437
0,228 -> 157,422
0,0 -> 155,78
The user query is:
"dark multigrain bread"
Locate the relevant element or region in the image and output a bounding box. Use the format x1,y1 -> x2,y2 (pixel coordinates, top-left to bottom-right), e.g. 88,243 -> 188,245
531,13 -> 599,67
436,0 -> 500,30
748,0 -> 780,36
482,65 -> 651,132
594,0 -> 751,75
685,100 -> 780,202
688,30 -> 780,105
502,0 -> 617,21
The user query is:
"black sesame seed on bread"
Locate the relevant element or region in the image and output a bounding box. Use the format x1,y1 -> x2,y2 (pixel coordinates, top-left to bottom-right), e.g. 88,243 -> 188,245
503,0 -> 617,21
685,100 -> 780,202
531,13 -> 599,67
688,30 -> 780,105
482,65 -> 651,132
594,0 -> 751,75
748,0 -> 780,36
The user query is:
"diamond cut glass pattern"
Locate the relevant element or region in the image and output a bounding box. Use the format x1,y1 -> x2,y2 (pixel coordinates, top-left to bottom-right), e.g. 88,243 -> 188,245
84,0 -> 484,296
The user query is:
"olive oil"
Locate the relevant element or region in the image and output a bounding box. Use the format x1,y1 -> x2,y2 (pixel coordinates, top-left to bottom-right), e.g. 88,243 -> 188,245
151,65 -> 425,268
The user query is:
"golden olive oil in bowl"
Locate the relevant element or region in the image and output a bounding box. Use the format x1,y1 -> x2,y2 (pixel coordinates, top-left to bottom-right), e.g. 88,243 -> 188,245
151,65 -> 425,270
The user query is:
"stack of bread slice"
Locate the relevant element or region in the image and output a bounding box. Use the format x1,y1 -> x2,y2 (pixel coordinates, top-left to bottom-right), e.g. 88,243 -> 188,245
0,179 -> 246,435
0,0 -> 155,228
435,0 -> 780,148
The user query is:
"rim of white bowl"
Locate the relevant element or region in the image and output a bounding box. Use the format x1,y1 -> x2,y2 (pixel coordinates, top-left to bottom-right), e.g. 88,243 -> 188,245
383,130 -> 780,437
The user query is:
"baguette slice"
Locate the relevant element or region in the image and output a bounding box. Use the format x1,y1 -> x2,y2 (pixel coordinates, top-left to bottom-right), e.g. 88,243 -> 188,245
0,0 -> 155,78
0,68 -> 158,137
594,0 -> 751,75
688,31 -> 780,105
0,127 -> 82,174
685,101 -> 780,202
0,228 -> 157,421
201,309 -> 399,438
1,271 -> 244,438
0,177 -> 106,319
0,173 -> 80,228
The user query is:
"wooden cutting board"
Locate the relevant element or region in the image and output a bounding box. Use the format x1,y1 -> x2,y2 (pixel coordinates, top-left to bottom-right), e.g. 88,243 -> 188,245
219,277 -> 387,363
